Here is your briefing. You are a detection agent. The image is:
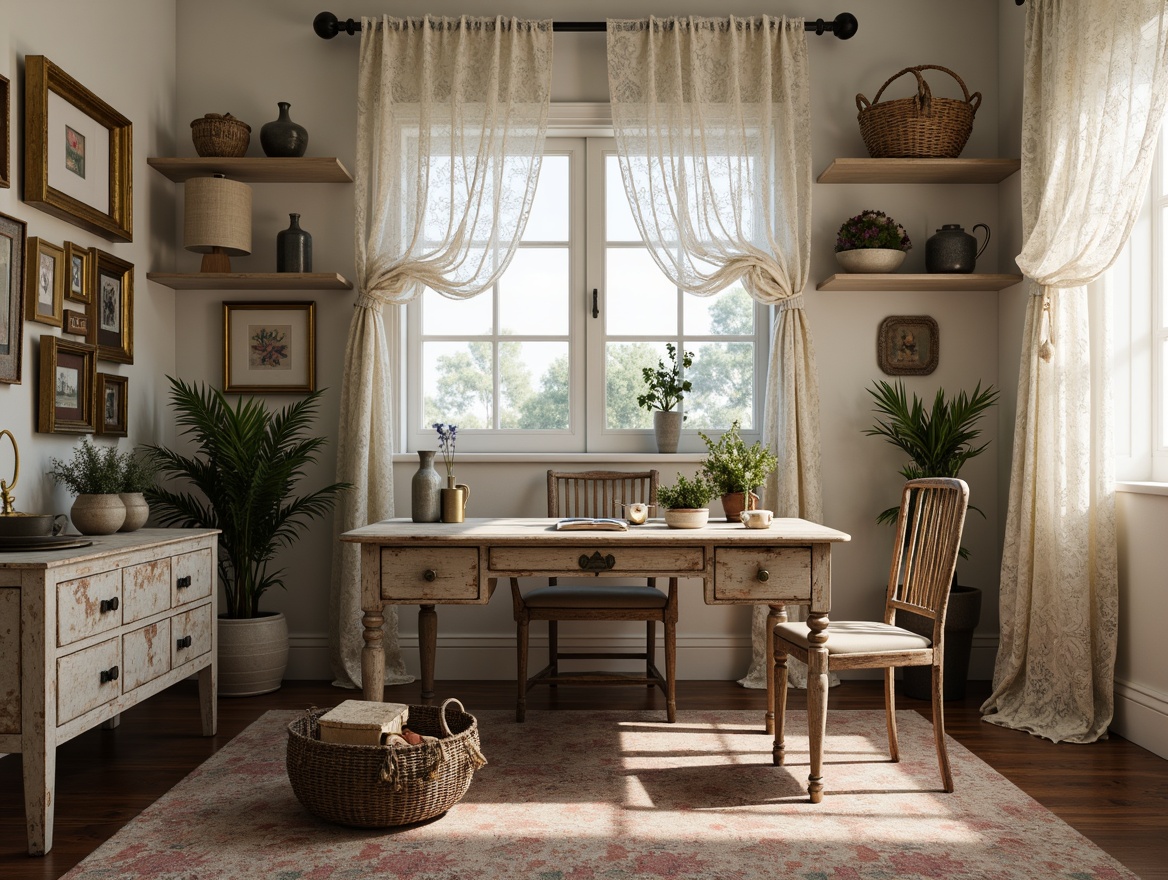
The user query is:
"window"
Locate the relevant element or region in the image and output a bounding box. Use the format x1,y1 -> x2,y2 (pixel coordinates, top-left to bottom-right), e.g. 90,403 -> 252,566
405,137 -> 768,453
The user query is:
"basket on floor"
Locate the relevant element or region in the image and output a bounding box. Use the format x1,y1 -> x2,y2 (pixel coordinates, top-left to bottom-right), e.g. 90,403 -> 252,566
857,65 -> 981,158
286,698 -> 486,827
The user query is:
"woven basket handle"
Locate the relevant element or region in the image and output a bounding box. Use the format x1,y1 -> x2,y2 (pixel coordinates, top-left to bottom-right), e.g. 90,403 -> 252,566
857,65 -> 982,116
439,697 -> 465,738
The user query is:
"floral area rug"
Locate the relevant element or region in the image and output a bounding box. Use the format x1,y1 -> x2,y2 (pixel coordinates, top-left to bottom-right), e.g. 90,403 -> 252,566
63,708 -> 1134,880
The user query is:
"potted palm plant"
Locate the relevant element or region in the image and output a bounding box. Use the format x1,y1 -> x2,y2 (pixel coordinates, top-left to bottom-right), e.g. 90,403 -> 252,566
656,473 -> 715,529
699,420 -> 778,521
145,377 -> 349,696
637,343 -> 693,453
864,378 -> 998,700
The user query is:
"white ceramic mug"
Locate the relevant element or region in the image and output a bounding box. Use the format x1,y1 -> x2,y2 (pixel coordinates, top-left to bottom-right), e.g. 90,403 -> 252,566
740,508 -> 773,529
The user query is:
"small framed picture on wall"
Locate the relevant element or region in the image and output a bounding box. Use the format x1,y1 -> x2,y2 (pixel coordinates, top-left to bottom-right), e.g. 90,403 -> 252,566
87,248 -> 133,363
25,236 -> 65,327
877,315 -> 939,376
38,335 -> 96,433
64,241 -> 93,303
223,301 -> 316,394
1,72 -> 10,189
0,211 -> 28,384
96,372 -> 128,436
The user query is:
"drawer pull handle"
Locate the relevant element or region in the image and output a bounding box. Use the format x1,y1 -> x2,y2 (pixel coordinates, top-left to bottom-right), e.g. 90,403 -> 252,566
176,575 -> 192,589
177,635 -> 193,649
756,569 -> 770,582
99,596 -> 120,613
423,569 -> 437,582
100,665 -> 120,684
578,552 -> 616,572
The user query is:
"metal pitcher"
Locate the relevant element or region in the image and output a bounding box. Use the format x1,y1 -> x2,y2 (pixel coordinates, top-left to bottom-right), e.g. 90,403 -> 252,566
925,223 -> 990,274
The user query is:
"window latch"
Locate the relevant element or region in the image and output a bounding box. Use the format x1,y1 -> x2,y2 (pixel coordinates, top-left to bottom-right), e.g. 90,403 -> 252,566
591,288 -> 599,319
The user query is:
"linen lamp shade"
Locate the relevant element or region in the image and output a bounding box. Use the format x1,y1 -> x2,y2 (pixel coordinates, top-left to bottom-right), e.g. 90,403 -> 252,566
184,174 -> 252,272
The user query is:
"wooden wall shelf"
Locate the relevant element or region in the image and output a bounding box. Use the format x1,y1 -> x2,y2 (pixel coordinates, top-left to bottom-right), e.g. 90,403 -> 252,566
817,158 -> 1021,184
817,273 -> 1024,291
147,157 -> 353,183
146,272 -> 353,291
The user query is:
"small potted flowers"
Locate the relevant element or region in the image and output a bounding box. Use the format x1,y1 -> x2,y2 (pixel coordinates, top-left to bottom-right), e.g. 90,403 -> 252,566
433,423 -> 470,523
834,209 -> 912,273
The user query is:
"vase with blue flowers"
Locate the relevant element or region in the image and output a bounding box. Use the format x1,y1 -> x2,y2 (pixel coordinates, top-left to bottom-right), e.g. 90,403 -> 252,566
434,423 -> 471,523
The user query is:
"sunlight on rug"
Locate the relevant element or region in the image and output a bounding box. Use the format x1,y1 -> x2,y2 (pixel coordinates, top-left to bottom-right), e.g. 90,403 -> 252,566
62,709 -> 1134,879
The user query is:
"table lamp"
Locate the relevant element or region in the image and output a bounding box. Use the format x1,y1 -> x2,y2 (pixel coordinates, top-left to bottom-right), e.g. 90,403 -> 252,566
183,174 -> 252,272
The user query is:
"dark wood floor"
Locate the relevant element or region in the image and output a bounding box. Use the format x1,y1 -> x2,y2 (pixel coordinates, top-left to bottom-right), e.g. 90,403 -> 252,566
2,678 -> 1166,879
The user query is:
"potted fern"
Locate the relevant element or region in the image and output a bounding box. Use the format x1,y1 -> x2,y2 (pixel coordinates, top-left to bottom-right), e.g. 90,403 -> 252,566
145,378 -> 349,696
699,420 -> 778,521
48,438 -> 127,535
864,378 -> 998,700
657,473 -> 715,529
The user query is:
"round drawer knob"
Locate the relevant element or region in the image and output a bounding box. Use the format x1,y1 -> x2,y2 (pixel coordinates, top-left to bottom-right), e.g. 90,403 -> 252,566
756,569 -> 770,582
423,569 -> 437,582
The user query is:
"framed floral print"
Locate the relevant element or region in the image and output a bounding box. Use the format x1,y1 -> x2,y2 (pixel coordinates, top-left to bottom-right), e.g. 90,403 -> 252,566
64,241 -> 93,303
38,335 -> 96,433
87,248 -> 133,363
25,236 -> 64,327
0,211 -> 27,384
96,372 -> 128,436
23,56 -> 133,242
223,301 -> 316,394
877,315 -> 939,376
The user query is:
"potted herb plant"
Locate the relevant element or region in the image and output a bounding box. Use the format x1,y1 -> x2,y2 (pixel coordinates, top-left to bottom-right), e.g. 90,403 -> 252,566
118,450 -> 157,532
637,343 -> 693,453
835,209 -> 912,274
145,377 -> 349,696
656,472 -> 715,529
864,378 -> 998,700
699,420 -> 779,521
48,438 -> 127,535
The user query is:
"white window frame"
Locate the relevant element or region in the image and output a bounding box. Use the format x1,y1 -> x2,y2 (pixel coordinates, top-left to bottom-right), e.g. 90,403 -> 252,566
1153,131 -> 1168,480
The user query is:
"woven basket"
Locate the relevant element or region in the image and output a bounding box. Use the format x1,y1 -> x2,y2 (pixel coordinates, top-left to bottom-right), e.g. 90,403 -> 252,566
190,113 -> 251,158
856,65 -> 981,159
286,698 -> 486,828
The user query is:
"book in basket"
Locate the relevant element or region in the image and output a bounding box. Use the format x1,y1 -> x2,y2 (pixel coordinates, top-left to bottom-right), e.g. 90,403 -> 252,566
318,700 -> 409,746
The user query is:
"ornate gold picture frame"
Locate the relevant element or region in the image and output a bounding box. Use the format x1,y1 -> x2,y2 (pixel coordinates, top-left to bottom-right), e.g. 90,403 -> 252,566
64,241 -> 93,303
877,315 -> 939,376
96,372 -> 128,437
87,248 -> 133,364
0,211 -> 27,384
39,335 -> 96,434
25,236 -> 64,328
223,301 -> 316,394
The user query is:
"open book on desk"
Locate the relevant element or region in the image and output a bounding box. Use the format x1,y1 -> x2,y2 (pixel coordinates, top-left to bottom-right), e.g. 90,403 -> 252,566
555,517 -> 629,531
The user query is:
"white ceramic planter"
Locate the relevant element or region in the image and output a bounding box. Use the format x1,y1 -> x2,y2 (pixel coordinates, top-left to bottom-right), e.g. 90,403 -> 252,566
835,248 -> 906,274
70,494 -> 126,535
118,492 -> 150,532
218,612 -> 290,697
664,508 -> 709,529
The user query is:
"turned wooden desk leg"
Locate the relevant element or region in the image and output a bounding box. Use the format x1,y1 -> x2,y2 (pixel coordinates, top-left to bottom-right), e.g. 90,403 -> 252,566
806,609 -> 830,804
361,608 -> 385,702
419,604 -> 437,702
764,604 -> 787,735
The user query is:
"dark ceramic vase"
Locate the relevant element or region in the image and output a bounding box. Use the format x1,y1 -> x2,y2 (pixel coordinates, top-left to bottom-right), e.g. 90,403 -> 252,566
260,102 -> 308,157
276,214 -> 312,273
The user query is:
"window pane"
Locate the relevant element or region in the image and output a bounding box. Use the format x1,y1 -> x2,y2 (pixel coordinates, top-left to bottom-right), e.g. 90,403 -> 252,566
523,155 -> 570,242
685,342 -> 754,430
423,340 -> 493,429
422,288 -> 492,336
606,341 -> 665,429
684,284 -> 755,335
605,154 -> 642,242
606,248 -> 677,336
499,248 -> 570,335
499,341 -> 569,429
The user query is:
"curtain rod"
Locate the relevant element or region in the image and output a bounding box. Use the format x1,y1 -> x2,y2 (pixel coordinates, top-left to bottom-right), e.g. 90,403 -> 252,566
313,10 -> 860,40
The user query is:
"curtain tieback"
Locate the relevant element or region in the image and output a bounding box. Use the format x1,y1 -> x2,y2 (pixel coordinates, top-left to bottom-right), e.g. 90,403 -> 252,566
356,290 -> 386,311
775,293 -> 805,312
1034,282 -> 1056,362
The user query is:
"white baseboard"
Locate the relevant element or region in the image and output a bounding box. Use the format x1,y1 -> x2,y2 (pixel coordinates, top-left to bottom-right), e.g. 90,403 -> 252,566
1112,678 -> 1168,759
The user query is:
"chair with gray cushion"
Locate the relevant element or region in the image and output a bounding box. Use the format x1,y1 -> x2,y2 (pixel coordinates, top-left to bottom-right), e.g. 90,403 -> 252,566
510,470 -> 676,722
772,477 -> 969,792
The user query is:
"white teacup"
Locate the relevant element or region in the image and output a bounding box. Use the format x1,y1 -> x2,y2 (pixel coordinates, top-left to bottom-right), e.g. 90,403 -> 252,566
740,508 -> 773,529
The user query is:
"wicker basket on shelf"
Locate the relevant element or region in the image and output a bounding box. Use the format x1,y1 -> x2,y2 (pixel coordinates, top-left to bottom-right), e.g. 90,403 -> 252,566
856,65 -> 981,159
286,698 -> 486,828
190,113 -> 251,158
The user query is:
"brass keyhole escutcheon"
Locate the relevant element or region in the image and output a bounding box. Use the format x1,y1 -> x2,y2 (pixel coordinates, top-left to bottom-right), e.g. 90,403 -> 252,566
423,569 -> 437,582
756,569 -> 770,582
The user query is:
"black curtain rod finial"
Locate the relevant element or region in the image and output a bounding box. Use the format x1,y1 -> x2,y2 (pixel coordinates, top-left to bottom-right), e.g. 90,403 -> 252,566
313,11 -> 359,39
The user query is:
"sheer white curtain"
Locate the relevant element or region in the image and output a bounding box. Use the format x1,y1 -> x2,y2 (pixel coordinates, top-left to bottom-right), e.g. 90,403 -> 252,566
329,15 -> 552,689
606,16 -> 825,688
982,0 -> 1168,742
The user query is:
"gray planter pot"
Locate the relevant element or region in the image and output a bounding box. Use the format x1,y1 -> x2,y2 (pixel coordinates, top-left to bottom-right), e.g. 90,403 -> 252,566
218,612 -> 289,697
653,410 -> 682,453
899,584 -> 982,701
70,494 -> 126,536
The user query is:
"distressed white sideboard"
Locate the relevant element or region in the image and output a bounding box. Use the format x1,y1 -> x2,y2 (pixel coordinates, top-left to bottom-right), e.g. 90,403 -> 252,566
0,528 -> 219,855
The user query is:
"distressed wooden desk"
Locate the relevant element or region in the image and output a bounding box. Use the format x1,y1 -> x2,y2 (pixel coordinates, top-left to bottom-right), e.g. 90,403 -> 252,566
342,517 -> 850,802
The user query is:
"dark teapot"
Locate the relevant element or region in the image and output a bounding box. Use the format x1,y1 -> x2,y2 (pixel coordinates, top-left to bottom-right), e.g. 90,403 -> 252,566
925,223 -> 990,274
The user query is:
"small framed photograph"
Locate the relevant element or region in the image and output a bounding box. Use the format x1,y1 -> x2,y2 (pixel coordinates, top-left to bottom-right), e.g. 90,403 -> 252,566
64,241 -> 93,303
23,56 -> 133,242
0,211 -> 28,384
223,301 -> 316,394
63,308 -> 89,336
877,315 -> 939,376
25,236 -> 65,327
96,372 -> 128,436
1,73 -> 10,189
38,335 -> 96,434
87,248 -> 133,363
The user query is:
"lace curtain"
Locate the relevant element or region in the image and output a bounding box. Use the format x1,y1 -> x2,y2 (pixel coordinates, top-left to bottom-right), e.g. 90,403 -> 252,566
329,15 -> 552,689
982,0 -> 1168,742
606,16 -> 826,689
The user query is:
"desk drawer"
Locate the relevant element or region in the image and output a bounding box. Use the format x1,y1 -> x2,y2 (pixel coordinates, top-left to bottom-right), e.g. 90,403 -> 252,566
489,545 -> 704,575
57,569 -> 122,647
713,547 -> 811,602
172,548 -> 213,606
123,557 -> 172,623
172,603 -> 213,667
58,638 -> 121,725
122,620 -> 172,691
380,548 -> 479,601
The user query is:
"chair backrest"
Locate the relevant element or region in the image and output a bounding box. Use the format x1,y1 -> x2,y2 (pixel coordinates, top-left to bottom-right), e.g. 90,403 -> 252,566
547,470 -> 659,519
885,478 -> 969,632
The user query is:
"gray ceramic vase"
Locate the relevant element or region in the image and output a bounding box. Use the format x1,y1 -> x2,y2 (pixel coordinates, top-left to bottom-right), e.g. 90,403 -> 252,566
411,450 -> 442,523
276,213 -> 312,273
